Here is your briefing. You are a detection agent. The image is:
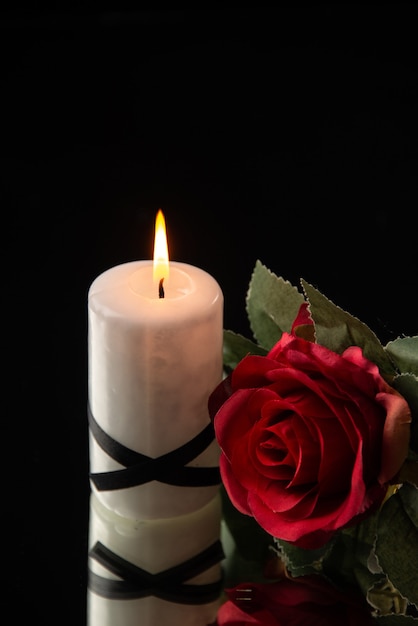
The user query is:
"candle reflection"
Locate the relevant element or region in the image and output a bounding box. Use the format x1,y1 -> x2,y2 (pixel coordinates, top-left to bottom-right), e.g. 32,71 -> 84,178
86,492 -> 224,625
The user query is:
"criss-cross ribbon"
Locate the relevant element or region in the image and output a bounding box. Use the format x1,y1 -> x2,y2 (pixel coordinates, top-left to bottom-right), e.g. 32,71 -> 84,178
88,539 -> 225,604
88,404 -> 221,491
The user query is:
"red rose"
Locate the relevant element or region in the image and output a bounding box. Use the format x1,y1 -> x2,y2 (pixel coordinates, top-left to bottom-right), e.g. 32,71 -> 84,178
209,307 -> 411,549
215,575 -> 376,625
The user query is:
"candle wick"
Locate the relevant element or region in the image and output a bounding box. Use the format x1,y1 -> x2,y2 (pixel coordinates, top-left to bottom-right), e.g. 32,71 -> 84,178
159,278 -> 165,299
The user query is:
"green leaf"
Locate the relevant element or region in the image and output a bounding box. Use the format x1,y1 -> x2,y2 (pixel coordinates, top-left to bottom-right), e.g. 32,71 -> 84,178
301,279 -> 396,379
275,538 -> 333,578
223,329 -> 268,372
246,260 -> 305,350
375,483 -> 418,606
322,515 -> 380,593
221,520 -> 271,586
220,486 -> 272,565
392,373 -> 418,455
385,337 -> 418,376
375,617 -> 418,624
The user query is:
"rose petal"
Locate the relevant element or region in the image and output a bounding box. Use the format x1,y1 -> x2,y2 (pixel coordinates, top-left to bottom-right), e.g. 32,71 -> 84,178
220,455 -> 252,515
377,388 -> 411,483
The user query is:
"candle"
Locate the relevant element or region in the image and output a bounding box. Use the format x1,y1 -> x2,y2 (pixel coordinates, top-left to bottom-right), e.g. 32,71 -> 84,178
87,491 -> 224,626
87,210 -> 224,519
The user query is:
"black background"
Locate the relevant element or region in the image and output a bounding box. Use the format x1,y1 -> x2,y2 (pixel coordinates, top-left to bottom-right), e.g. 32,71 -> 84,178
2,7 -> 417,623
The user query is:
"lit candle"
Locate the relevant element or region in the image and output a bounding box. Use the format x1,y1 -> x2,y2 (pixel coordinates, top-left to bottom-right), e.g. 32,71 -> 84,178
87,210 -> 224,519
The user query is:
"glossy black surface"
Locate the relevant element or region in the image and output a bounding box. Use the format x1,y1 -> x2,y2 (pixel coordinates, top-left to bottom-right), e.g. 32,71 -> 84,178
3,8 -> 417,624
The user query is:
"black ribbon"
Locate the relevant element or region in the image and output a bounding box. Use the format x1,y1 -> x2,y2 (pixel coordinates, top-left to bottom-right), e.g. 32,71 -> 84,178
88,404 -> 221,491
88,539 -> 225,604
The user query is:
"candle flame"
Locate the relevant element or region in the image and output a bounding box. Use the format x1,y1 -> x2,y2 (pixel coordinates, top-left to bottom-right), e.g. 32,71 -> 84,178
153,209 -> 169,284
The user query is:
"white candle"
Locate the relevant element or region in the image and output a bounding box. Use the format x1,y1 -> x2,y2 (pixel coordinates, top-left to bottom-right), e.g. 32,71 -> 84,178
87,212 -> 224,519
87,492 -> 224,626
